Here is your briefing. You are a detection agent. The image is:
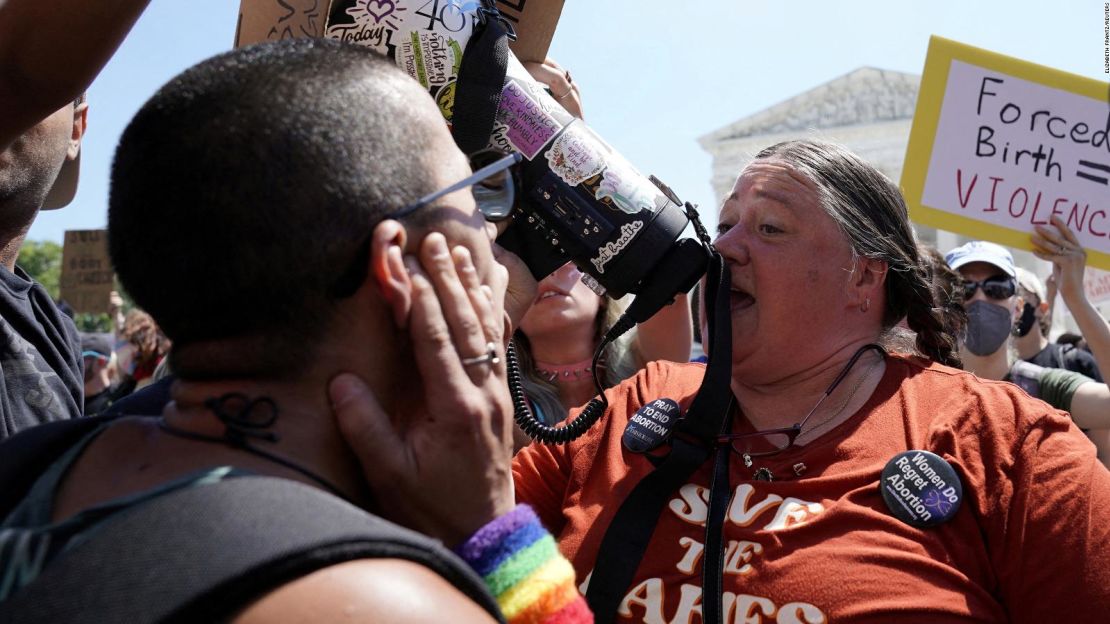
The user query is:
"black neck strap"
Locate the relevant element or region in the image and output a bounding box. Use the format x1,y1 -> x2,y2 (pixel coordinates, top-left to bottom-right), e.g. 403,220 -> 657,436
702,406 -> 734,624
585,253 -> 733,623
451,1 -> 514,154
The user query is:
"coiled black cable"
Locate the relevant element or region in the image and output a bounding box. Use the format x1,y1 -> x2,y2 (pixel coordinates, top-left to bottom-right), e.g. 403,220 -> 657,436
509,314 -> 635,444
510,202 -> 713,444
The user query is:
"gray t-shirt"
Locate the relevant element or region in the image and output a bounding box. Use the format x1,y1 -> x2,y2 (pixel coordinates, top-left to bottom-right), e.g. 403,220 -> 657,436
0,266 -> 82,440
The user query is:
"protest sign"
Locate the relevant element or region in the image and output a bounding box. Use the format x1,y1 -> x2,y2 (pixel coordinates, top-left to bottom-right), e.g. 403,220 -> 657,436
235,0 -> 563,61
496,0 -> 564,62
1085,267 -> 1110,305
902,36 -> 1110,271
234,0 -> 326,47
59,230 -> 113,314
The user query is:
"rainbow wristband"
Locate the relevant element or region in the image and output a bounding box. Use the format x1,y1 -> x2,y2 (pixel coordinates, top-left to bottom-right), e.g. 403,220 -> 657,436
456,505 -> 592,624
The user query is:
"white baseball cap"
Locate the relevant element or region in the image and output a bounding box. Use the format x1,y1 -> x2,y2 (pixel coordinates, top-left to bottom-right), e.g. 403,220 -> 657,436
944,241 -> 1016,278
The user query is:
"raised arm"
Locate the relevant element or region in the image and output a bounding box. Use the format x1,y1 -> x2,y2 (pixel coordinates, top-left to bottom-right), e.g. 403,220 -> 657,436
1032,217 -> 1110,377
0,0 -> 150,149
635,292 -> 694,364
1013,360 -> 1110,468
1068,381 -> 1110,430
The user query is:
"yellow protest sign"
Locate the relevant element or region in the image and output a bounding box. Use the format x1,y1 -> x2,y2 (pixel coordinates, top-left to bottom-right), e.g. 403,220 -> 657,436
902,36 -> 1110,270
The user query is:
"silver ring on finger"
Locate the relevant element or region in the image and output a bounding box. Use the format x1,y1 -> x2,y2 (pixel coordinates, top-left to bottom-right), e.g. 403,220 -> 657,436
461,342 -> 500,367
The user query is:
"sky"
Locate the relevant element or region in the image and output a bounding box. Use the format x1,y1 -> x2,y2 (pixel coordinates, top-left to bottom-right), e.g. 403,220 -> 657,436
26,0 -> 1106,245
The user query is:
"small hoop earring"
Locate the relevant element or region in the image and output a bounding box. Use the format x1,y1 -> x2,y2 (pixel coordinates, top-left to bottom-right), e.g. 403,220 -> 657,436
860,297 -> 871,313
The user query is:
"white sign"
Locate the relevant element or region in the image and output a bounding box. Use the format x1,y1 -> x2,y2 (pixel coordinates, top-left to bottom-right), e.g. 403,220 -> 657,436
1085,267 -> 1110,305
922,61 -> 1110,254
902,37 -> 1110,271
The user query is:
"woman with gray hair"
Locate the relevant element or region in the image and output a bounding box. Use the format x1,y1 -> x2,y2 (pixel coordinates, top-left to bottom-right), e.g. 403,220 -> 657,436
512,139 -> 1110,622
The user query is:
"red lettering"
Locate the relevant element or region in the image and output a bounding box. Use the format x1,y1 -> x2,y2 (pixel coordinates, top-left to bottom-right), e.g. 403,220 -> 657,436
1052,198 -> 1069,222
985,176 -> 1004,212
1090,210 -> 1108,237
1009,188 -> 1029,218
956,169 -> 977,208
1067,202 -> 1090,232
1029,192 -> 1048,225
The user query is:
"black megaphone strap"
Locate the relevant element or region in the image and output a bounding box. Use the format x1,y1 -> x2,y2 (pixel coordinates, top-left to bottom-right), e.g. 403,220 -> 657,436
584,253 -> 734,623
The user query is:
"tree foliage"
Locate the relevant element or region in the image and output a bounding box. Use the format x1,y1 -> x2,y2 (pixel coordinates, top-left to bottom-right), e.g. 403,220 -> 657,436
17,240 -> 63,300
18,240 -> 121,332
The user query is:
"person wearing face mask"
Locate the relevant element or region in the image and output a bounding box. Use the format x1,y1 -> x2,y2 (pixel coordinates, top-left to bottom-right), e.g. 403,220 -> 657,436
945,241 -> 1110,447
944,242 -> 1019,363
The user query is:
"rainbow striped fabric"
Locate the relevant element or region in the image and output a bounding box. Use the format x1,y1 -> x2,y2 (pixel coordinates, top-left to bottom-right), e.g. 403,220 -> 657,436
456,505 -> 592,624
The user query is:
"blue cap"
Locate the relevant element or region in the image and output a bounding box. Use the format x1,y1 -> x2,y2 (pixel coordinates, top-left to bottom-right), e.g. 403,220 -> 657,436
79,332 -> 113,358
944,241 -> 1016,278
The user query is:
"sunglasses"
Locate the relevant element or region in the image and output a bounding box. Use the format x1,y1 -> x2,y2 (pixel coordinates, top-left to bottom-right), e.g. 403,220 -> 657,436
388,152 -> 522,222
329,152 -> 523,298
961,276 -> 1015,301
467,151 -> 522,222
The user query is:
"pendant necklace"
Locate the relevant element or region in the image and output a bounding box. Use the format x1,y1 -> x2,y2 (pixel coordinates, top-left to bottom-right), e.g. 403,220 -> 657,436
743,344 -> 884,481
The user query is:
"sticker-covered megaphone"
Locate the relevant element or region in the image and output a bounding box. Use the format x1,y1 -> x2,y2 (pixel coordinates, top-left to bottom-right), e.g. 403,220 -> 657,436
324,1 -> 717,443
324,0 -> 709,302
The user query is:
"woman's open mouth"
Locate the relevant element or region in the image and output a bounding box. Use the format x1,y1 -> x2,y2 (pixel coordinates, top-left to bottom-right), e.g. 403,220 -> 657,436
535,287 -> 571,304
730,286 -> 755,311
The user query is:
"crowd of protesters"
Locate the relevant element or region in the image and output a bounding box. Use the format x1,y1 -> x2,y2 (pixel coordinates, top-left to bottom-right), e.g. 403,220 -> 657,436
1,1 -> 1109,622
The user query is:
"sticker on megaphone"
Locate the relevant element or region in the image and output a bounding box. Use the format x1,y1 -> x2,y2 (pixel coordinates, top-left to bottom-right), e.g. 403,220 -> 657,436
324,0 -> 699,299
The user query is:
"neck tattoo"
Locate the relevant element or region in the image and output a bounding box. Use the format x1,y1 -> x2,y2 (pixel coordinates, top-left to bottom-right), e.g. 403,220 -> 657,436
157,392 -> 351,503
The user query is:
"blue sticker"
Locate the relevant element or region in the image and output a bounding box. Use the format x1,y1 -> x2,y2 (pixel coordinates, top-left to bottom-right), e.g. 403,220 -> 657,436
622,398 -> 680,453
879,450 -> 963,528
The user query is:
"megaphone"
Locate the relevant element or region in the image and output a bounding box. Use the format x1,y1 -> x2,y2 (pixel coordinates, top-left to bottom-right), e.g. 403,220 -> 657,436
324,0 -> 714,442
324,0 -> 708,299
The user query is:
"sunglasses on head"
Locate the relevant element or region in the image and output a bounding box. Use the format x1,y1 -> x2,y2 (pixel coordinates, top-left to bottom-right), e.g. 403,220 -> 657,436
961,276 -> 1016,301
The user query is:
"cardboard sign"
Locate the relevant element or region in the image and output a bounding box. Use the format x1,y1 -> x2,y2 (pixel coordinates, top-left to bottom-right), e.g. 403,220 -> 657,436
902,37 -> 1110,271
1085,267 -> 1110,305
235,0 -> 562,60
234,0 -> 327,48
59,230 -> 113,314
495,0 -> 563,62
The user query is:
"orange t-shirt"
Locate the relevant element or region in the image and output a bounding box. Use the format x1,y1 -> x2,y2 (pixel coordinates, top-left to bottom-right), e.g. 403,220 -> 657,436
513,355 -> 1110,623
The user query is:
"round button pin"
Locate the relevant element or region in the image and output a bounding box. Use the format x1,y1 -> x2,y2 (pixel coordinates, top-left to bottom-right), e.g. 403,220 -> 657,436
622,398 -> 680,453
879,450 -> 963,528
